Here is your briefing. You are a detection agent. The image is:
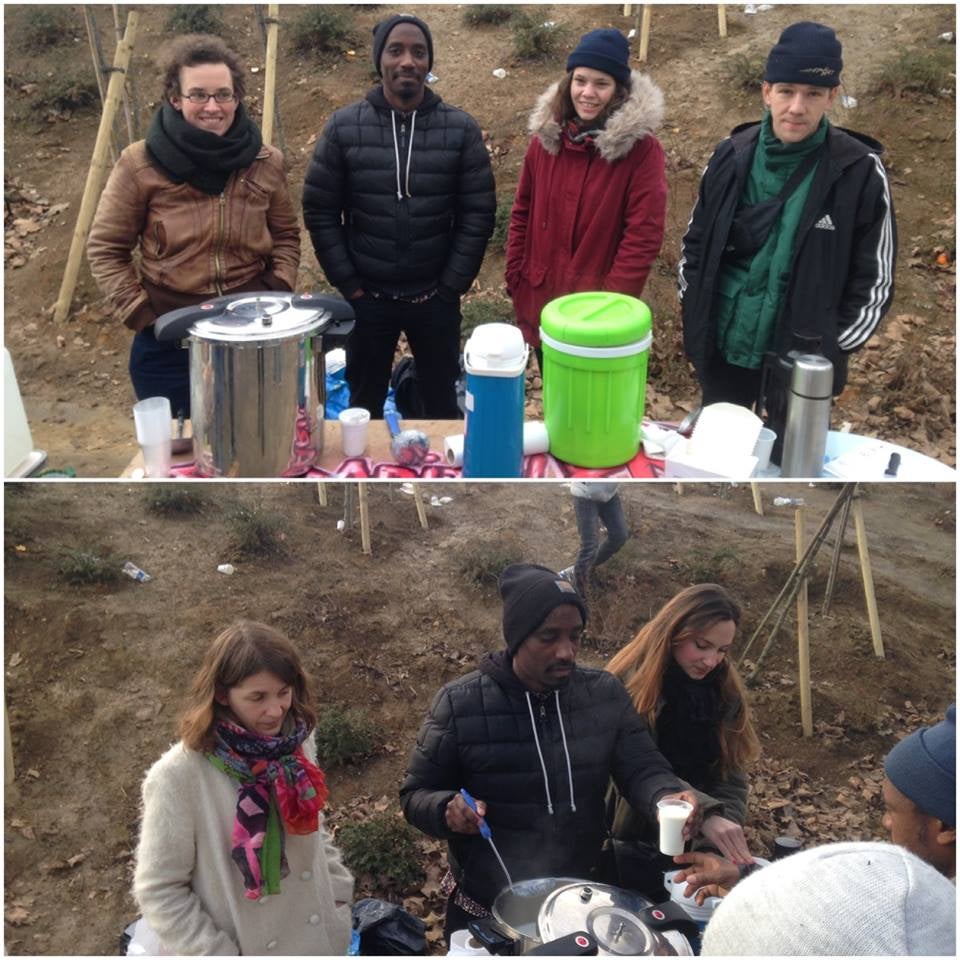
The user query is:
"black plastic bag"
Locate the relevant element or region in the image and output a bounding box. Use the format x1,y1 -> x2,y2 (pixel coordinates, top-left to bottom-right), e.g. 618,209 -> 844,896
352,898 -> 427,955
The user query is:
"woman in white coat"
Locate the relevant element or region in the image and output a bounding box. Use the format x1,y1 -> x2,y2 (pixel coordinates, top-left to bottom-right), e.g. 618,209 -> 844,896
134,621 -> 353,955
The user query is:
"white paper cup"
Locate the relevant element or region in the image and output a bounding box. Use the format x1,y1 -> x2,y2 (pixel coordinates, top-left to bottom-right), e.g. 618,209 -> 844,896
753,427 -> 777,474
657,798 -> 693,856
339,407 -> 371,457
141,441 -> 172,478
133,396 -> 172,446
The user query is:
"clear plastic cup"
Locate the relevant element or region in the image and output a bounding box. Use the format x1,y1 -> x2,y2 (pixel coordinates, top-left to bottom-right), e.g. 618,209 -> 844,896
339,407 -> 371,457
133,397 -> 172,477
657,797 -> 693,856
753,427 -> 777,474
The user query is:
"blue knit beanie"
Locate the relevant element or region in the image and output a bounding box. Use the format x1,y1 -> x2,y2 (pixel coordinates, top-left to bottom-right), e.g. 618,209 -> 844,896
566,29 -> 631,86
764,22 -> 843,88
884,704 -> 956,827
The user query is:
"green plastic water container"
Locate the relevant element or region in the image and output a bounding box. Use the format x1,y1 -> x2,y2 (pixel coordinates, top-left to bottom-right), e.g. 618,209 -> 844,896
540,292 -> 653,467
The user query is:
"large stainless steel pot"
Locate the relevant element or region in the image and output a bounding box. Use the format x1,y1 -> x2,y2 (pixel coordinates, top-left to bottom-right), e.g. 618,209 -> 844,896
485,879 -> 695,956
154,292 -> 353,477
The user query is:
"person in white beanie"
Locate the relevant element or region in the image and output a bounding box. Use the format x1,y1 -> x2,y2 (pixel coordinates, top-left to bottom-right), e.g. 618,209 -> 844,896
700,840 -> 956,956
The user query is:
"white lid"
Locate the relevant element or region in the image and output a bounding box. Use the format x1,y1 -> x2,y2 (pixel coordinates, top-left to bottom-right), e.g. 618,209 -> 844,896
464,323 -> 526,369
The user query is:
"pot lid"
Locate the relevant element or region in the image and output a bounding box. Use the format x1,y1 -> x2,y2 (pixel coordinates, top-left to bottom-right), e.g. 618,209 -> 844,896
538,883 -> 662,956
189,295 -> 330,343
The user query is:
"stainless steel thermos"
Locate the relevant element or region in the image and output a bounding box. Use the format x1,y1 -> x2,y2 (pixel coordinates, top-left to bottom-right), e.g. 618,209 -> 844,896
779,354 -> 834,477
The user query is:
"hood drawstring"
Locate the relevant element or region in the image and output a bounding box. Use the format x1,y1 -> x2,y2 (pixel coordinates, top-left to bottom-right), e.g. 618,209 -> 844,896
524,690 -> 576,816
389,109 -> 417,200
554,691 -> 577,813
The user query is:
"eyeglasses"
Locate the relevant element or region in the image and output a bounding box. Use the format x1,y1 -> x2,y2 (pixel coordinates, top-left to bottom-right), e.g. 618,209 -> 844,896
183,90 -> 236,104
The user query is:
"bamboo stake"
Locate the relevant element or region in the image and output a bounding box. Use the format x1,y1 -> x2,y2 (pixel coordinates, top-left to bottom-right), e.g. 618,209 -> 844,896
344,483 -> 355,528
261,4 -> 280,145
358,482 -> 372,555
112,4 -> 137,144
718,4 -> 728,38
821,491 -> 853,616
4,700 -> 14,786
750,481 -> 763,516
738,485 -> 854,666
852,492 -> 885,658
795,505 -> 813,736
413,483 -> 429,530
316,481 -> 327,507
82,6 -> 118,164
638,5 -> 653,62
53,11 -> 139,324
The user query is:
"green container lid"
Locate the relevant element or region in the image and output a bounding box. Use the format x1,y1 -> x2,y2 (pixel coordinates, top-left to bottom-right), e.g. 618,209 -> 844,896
540,292 -> 652,348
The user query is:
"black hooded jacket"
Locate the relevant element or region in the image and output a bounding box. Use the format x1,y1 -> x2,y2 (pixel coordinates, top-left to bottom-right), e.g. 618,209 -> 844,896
302,86 -> 496,300
399,651 -> 684,908
678,121 -> 896,394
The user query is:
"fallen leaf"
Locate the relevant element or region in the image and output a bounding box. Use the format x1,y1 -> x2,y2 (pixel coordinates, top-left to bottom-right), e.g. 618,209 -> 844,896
6,906 -> 32,926
67,852 -> 86,867
9,652 -> 23,667
26,768 -> 41,779
14,544 -> 27,553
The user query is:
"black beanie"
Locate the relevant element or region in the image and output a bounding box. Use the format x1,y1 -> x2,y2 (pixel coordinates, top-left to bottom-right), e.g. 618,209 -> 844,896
764,22 -> 843,88
372,14 -> 434,77
499,563 -> 588,656
566,28 -> 631,86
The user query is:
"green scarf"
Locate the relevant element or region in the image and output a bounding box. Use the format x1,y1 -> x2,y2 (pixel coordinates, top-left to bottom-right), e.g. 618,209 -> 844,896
715,113 -> 828,369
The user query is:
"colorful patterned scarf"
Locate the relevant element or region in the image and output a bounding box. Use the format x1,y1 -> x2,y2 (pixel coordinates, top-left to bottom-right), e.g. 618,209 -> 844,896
208,718 -> 328,899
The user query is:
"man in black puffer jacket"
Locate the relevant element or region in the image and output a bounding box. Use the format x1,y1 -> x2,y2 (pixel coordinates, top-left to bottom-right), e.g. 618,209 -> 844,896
400,563 -> 701,942
302,14 -> 495,419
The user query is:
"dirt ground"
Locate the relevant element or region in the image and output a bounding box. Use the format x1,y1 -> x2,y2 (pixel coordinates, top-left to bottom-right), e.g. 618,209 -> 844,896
3,4 -> 956,476
3,481 -> 955,954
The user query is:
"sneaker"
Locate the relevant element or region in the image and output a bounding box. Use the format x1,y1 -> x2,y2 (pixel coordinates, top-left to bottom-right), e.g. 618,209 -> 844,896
557,566 -> 575,583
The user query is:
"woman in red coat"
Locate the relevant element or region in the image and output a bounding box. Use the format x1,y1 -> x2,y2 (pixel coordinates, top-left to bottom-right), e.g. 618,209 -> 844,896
506,29 -> 667,369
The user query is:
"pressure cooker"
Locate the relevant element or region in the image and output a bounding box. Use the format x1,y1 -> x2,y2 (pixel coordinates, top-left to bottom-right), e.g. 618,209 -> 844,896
468,879 -> 698,956
154,292 -> 354,477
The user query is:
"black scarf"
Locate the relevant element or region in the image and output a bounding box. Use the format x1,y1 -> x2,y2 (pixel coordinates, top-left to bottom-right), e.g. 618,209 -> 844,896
145,101 -> 262,195
655,659 -> 723,788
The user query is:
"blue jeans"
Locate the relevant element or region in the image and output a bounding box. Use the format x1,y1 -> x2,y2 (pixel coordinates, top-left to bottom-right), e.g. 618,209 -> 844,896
129,327 -> 190,419
573,494 -> 629,595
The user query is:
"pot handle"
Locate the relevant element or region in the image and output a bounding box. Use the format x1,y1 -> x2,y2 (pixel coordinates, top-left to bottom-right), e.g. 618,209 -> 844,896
154,302 -> 224,342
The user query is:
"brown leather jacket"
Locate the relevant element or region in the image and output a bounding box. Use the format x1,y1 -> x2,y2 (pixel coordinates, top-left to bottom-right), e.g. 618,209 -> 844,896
87,140 -> 300,331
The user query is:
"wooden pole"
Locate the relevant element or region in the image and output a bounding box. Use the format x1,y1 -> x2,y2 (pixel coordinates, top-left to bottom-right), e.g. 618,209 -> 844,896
315,481 -> 327,507
53,10 -> 138,324
852,492 -> 885,658
750,481 -> 763,516
358,482 -> 372,555
821,491 -> 854,616
795,505 -> 813,736
413,483 -> 429,530
261,4 -> 280,146
82,6 -> 118,164
718,4 -> 728,38
638,5 -> 653,62
112,4 -> 137,144
4,700 -> 14,786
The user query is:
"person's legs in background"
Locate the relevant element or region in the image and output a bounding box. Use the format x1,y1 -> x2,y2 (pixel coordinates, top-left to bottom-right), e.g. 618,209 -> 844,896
345,296 -> 405,418
593,493 -> 629,567
572,496 -> 602,597
404,294 -> 463,419
128,329 -> 191,418
700,354 -> 762,409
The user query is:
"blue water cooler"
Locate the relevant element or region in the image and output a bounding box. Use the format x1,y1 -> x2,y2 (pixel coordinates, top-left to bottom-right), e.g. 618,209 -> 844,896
463,323 -> 529,477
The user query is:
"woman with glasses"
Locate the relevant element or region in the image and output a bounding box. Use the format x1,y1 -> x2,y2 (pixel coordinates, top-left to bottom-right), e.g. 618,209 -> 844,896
88,34 -> 300,419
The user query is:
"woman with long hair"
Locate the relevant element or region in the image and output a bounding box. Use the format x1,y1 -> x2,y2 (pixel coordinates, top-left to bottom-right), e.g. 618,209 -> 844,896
505,28 -> 667,370
133,621 -> 353,954
606,584 -> 761,863
88,34 -> 300,418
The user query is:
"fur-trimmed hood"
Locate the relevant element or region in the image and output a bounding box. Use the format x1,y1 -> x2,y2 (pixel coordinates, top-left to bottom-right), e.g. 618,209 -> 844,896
528,69 -> 664,162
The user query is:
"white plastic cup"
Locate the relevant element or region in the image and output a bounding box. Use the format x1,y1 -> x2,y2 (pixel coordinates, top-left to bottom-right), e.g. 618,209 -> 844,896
753,427 -> 777,474
141,442 -> 172,478
657,798 -> 693,856
133,396 -> 172,446
339,407 -> 371,457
